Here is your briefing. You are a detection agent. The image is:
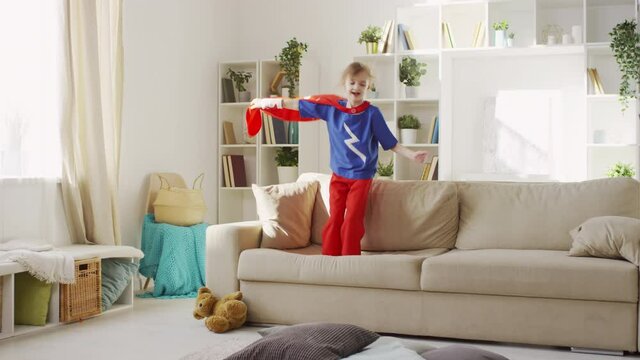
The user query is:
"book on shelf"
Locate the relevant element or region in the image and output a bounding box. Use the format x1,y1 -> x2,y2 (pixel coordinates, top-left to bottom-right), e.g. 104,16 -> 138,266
221,78 -> 235,103
381,20 -> 393,53
261,113 -> 275,144
420,162 -> 432,181
442,22 -> 456,48
222,155 -> 231,187
404,28 -> 416,50
472,22 -> 485,47
427,156 -> 439,180
227,155 -> 235,187
272,118 -> 287,144
427,116 -> 437,144
229,155 -> 247,187
223,121 -> 236,145
431,116 -> 439,144
287,121 -> 299,144
397,23 -> 410,51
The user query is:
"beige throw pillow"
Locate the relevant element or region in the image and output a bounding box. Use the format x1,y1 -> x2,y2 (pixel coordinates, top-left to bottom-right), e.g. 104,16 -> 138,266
569,216 -> 640,265
252,181 -> 319,249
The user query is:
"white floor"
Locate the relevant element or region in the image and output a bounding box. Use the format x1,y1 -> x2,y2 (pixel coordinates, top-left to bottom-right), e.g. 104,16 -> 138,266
0,297 -> 638,360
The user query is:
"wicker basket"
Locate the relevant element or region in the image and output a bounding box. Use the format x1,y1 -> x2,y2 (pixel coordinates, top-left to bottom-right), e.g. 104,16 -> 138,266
60,257 -> 102,323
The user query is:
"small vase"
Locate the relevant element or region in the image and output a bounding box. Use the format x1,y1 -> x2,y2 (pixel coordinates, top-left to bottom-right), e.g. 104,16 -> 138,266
400,129 -> 418,144
366,42 -> 379,54
368,90 -> 378,99
277,166 -> 298,184
494,30 -> 506,48
238,91 -> 251,102
571,25 -> 582,44
405,86 -> 418,98
281,87 -> 290,98
506,38 -> 514,48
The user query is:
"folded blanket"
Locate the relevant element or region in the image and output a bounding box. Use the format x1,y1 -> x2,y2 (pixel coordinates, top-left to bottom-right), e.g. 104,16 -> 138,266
0,239 -> 75,283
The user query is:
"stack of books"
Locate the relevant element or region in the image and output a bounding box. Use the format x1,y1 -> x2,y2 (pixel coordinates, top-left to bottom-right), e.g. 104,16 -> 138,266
427,115 -> 439,144
420,156 -> 439,181
221,155 -> 247,187
261,113 -> 298,144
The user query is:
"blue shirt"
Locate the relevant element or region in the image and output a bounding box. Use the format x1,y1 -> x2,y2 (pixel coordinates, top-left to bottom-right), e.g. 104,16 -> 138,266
299,99 -> 398,179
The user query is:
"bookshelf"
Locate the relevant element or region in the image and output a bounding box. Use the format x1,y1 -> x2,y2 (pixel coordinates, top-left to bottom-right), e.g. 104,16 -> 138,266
372,0 -> 638,182
217,60 -> 318,224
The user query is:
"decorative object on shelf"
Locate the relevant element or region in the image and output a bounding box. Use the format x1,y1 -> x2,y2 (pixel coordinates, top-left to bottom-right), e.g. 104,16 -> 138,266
226,69 -> 253,102
442,22 -> 456,48
472,22 -> 486,48
275,147 -> 299,184
376,158 -> 393,179
398,114 -> 420,144
587,68 -> 605,94
507,32 -> 515,48
609,20 -> 640,111
592,129 -> 606,144
571,25 -> 583,44
562,33 -> 572,45
399,56 -> 427,98
275,37 -> 308,98
492,20 -> 509,48
368,82 -> 378,99
269,70 -> 285,96
542,24 -> 563,46
606,162 -> 636,178
358,25 -> 383,54
547,34 -> 557,46
281,86 -> 290,98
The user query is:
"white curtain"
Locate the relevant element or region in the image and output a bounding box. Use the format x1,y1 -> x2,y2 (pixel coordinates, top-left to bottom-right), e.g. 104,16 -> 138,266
61,0 -> 124,245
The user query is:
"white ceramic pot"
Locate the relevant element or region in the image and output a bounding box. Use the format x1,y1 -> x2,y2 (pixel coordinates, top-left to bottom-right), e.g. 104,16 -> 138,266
405,86 -> 418,98
239,91 -> 251,102
277,166 -> 298,184
400,129 -> 418,144
494,30 -> 506,48
376,175 -> 392,180
506,38 -> 514,47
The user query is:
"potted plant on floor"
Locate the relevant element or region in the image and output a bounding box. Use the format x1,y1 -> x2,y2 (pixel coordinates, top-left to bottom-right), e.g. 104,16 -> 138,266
227,69 -> 253,102
399,56 -> 427,98
493,20 -> 509,48
607,162 -> 636,178
376,159 -> 393,180
358,25 -> 383,54
275,147 -> 298,184
398,114 -> 420,144
275,37 -> 308,98
609,20 -> 640,111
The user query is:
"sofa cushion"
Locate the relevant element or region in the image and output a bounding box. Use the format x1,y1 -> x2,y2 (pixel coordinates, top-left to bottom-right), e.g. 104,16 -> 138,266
252,181 -> 319,249
455,177 -> 640,250
297,173 -> 331,245
569,216 -> 640,265
362,180 -> 459,251
238,245 -> 449,291
421,249 -> 637,302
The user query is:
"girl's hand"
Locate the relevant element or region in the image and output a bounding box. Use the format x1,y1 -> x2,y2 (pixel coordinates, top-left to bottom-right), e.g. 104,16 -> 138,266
412,150 -> 429,164
250,98 -> 283,109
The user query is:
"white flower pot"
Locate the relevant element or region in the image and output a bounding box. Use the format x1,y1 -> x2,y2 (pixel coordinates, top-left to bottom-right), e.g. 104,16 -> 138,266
281,88 -> 290,98
405,86 -> 418,99
494,30 -> 506,48
368,90 -> 378,99
506,38 -> 514,47
277,166 -> 298,184
376,175 -> 392,180
239,91 -> 251,102
400,129 -> 418,144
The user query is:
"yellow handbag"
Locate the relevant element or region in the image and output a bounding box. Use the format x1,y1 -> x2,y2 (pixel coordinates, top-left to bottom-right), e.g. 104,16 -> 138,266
153,173 -> 207,226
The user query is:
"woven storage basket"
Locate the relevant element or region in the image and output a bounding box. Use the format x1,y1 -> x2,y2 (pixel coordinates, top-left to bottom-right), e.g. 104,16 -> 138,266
60,257 -> 102,322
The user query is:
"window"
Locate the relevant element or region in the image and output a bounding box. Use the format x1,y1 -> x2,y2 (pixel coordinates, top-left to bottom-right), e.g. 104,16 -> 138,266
0,1 -> 64,178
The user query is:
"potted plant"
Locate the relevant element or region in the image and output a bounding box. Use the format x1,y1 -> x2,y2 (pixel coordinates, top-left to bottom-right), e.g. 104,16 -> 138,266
376,159 -> 393,180
607,162 -> 636,178
275,147 -> 299,183
275,37 -> 309,98
492,20 -> 509,48
609,20 -> 640,111
227,69 -> 253,102
398,114 -> 420,144
358,25 -> 383,54
399,57 -> 427,98
507,32 -> 515,47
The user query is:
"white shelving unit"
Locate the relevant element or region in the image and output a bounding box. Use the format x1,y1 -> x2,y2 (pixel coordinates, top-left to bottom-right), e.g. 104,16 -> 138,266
217,60 -> 318,224
363,0 -> 638,182
0,245 -> 141,340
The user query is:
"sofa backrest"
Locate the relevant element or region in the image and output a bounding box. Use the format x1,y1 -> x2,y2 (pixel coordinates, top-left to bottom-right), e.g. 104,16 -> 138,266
455,177 -> 640,250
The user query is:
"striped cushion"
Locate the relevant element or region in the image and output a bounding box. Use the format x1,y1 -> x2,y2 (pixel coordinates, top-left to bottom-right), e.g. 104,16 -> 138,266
226,323 -> 379,360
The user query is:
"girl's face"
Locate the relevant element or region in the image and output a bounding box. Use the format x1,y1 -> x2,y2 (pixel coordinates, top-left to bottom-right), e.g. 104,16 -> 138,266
344,72 -> 370,106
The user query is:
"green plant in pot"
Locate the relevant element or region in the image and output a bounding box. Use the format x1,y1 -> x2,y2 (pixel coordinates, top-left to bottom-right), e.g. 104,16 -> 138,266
609,20 -> 640,111
358,25 -> 383,54
492,20 -> 509,48
227,69 -> 253,102
275,147 -> 299,184
607,162 -> 636,178
398,114 -> 420,144
376,158 -> 393,179
275,37 -> 309,98
399,57 -> 427,98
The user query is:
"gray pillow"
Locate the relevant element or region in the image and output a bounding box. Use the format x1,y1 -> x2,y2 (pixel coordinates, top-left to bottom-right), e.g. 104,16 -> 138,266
101,258 -> 138,311
226,322 -> 379,360
421,345 -> 509,360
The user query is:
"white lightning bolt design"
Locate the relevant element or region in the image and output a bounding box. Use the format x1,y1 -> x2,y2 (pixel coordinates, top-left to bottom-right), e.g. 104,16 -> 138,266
343,123 -> 367,164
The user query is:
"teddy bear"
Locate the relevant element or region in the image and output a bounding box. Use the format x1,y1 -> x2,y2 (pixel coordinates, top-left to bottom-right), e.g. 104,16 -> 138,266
193,287 -> 248,333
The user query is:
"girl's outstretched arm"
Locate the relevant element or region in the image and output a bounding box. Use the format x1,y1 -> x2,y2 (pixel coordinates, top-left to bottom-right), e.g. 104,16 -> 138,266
391,143 -> 429,164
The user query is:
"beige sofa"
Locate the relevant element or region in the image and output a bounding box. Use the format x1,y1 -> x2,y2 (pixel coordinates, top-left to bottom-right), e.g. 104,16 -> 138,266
206,173 -> 640,353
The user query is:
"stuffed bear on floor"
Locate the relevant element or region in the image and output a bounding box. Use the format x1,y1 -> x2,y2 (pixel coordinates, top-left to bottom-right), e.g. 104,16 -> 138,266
193,287 -> 248,333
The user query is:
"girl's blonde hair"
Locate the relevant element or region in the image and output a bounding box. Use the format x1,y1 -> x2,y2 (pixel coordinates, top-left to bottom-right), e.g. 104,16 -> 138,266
340,62 -> 374,84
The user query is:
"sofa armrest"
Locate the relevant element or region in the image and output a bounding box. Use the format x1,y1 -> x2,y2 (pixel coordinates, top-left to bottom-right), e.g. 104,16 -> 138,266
205,221 -> 262,296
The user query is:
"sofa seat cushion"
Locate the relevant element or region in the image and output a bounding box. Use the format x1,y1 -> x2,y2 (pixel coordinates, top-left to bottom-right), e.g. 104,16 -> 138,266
421,249 -> 638,302
238,245 -> 449,291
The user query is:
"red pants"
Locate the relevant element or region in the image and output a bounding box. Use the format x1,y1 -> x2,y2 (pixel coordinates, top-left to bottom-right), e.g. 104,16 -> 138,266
321,174 -> 372,256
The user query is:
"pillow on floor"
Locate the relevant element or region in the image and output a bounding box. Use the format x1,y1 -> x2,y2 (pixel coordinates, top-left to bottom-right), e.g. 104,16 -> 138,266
568,216 -> 640,265
14,272 -> 52,326
102,258 -> 138,311
421,345 -> 509,360
252,181 -> 319,249
226,322 -> 379,360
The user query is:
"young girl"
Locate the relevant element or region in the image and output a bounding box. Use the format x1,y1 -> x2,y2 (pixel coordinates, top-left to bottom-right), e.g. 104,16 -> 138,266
248,62 -> 428,256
